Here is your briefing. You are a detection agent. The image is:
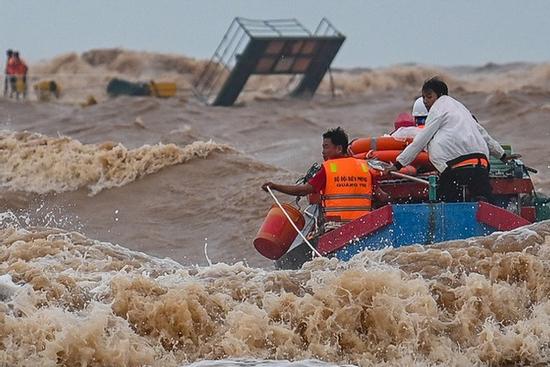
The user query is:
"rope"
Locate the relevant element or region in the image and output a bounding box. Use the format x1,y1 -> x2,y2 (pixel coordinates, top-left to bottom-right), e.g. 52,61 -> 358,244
266,186 -> 323,258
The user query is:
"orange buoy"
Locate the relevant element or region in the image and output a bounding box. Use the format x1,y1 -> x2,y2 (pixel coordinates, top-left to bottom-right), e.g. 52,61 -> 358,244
367,150 -> 431,167
348,136 -> 412,155
352,152 -> 368,160
253,203 -> 305,260
372,164 -> 417,180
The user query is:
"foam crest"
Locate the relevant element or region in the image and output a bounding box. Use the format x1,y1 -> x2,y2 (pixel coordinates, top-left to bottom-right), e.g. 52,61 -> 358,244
0,221 -> 549,365
34,48 -> 205,77
28,49 -> 550,103
0,131 -> 232,195
30,48 -> 209,102
327,66 -> 451,95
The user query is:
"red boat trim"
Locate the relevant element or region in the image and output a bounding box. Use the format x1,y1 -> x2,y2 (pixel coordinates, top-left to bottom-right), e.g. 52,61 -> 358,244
520,207 -> 536,223
317,205 -> 393,255
476,201 -> 531,231
376,177 -> 533,201
378,181 -> 428,201
491,178 -> 533,195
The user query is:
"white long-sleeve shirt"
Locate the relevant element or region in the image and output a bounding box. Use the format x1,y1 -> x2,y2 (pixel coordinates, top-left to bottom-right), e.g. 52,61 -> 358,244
396,95 -> 505,172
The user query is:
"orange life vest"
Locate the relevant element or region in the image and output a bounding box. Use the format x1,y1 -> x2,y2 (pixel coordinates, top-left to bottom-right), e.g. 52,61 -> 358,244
322,157 -> 373,222
5,57 -> 16,75
13,60 -> 27,75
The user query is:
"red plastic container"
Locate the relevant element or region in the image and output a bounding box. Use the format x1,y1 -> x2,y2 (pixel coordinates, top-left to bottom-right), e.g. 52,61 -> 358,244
253,204 -> 305,260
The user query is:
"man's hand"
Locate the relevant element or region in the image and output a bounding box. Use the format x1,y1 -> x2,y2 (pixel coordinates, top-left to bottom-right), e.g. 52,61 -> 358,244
261,182 -> 274,192
382,164 -> 398,176
501,153 -> 522,162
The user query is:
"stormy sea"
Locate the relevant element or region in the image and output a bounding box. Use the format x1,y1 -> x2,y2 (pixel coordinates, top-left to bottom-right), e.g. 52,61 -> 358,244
1,48 -> 550,366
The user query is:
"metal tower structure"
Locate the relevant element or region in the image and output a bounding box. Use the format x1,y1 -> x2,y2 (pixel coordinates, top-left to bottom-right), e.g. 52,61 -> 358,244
193,17 -> 345,106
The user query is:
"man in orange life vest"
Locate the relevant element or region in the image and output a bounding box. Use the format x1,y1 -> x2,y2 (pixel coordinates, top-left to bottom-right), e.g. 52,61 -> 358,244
262,127 -> 374,225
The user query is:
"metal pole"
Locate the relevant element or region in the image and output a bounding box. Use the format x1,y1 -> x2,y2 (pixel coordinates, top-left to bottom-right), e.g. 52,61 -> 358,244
389,171 -> 430,185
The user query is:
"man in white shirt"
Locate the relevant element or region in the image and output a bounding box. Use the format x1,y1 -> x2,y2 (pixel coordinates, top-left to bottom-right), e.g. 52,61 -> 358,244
387,77 -> 517,202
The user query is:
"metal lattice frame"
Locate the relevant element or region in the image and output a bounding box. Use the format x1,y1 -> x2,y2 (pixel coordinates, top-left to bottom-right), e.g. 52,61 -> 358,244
193,17 -> 345,106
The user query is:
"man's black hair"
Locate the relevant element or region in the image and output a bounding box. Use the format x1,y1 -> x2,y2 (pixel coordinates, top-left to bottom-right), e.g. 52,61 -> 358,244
323,126 -> 348,153
422,77 -> 448,97
6,49 -> 13,56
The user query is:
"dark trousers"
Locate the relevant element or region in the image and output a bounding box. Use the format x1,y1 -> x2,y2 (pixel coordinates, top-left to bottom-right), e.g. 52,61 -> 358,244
438,165 -> 493,203
3,76 -> 8,96
8,76 -> 16,97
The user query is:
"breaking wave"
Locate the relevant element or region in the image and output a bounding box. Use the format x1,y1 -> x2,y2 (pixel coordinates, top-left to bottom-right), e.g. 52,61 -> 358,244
27,49 -> 550,103
0,221 -> 549,366
2,48 -> 549,366
30,49 -> 209,103
325,63 -> 550,96
0,131 -> 232,195
34,49 -> 206,78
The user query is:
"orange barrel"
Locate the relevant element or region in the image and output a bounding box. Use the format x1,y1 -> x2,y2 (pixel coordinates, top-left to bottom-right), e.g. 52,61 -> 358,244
253,203 -> 305,260
348,136 -> 412,155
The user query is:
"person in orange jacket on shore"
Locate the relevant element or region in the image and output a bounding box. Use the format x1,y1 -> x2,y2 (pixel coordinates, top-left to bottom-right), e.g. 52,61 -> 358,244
262,127 -> 383,230
12,51 -> 28,98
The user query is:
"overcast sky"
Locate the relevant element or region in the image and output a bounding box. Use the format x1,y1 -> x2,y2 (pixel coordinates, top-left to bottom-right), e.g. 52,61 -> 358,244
2,0 -> 549,68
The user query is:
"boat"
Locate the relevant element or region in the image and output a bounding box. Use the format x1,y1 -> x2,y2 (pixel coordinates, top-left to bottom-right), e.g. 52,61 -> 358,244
254,142 -> 550,270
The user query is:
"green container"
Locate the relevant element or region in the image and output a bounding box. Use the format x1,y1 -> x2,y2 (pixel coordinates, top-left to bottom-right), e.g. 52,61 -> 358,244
489,144 -> 512,175
535,195 -> 550,221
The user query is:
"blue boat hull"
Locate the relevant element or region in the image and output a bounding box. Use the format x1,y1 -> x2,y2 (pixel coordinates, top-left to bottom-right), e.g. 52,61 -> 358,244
276,201 -> 531,269
332,202 -> 493,261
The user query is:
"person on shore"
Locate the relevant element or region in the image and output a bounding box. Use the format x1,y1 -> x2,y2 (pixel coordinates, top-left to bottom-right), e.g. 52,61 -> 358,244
386,77 -> 518,202
262,127 -> 374,228
12,51 -> 28,99
4,49 -> 15,97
